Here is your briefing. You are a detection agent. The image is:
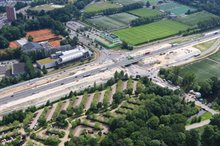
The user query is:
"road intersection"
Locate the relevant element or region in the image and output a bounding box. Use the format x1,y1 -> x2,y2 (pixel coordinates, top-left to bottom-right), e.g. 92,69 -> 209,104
0,30 -> 220,116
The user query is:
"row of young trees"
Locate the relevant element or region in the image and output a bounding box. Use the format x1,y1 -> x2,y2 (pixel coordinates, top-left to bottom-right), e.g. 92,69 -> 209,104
65,76 -> 200,146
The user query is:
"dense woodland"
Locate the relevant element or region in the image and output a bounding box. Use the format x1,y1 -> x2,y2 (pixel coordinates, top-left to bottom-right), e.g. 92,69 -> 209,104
64,76 -> 220,146
159,67 -> 220,110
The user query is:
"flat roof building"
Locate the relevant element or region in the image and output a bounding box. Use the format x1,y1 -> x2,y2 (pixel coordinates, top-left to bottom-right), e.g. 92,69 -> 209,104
11,63 -> 25,76
95,32 -> 122,48
6,5 -> 16,21
36,58 -> 56,69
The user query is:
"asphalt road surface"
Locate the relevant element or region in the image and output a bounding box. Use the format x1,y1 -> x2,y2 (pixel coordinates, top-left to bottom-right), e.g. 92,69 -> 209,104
0,32 -> 220,108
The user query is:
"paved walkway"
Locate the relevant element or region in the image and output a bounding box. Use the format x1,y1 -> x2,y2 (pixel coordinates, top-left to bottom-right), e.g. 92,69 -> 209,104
132,81 -> 137,94
74,96 -> 83,107
85,93 -> 95,111
98,90 -> 105,103
46,104 -> 58,122
61,100 -> 70,111
186,120 -> 210,130
110,84 -> 116,104
123,81 -> 127,90
59,121 -> 71,146
30,109 -> 43,129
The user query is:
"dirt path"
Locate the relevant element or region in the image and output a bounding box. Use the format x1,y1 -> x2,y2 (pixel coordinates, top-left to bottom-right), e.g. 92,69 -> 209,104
132,81 -> 137,94
73,125 -> 83,137
61,100 -> 70,111
59,122 -> 71,146
46,104 -> 57,122
123,81 -> 127,90
109,84 -> 116,104
30,109 -> 43,129
85,93 -> 95,111
98,91 -> 105,103
74,96 -> 83,107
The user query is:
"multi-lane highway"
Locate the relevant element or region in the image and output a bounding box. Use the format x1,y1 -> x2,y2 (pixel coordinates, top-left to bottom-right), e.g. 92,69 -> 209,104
0,30 -> 220,115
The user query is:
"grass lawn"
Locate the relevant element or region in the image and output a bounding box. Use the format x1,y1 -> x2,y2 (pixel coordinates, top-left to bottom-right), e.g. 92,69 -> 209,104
177,11 -> 219,26
128,8 -> 161,18
113,20 -> 189,45
159,1 -> 196,16
30,4 -> 64,11
210,49 -> 220,62
112,0 -> 159,5
87,16 -> 127,31
194,39 -> 217,52
85,1 -> 120,13
109,13 -> 138,24
200,112 -> 212,121
180,59 -> 220,81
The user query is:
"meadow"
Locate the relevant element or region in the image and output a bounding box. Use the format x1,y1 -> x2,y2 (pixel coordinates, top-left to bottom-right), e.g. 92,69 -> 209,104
84,1 -> 120,13
113,20 -> 189,45
128,8 -> 161,18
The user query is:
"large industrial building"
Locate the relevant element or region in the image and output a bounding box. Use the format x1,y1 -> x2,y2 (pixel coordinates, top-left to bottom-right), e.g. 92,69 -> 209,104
95,32 -> 122,48
37,46 -> 92,69
6,5 -> 16,21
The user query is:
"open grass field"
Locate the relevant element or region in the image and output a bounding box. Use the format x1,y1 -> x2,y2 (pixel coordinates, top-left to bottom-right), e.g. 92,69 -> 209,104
30,4 -> 64,11
177,11 -> 219,26
209,50 -> 220,63
109,13 -> 138,24
200,112 -> 212,121
87,16 -> 127,31
113,20 -> 189,45
128,8 -> 161,18
159,1 -> 196,16
85,1 -> 121,13
180,56 -> 220,81
194,39 -> 217,52
113,0 -> 159,5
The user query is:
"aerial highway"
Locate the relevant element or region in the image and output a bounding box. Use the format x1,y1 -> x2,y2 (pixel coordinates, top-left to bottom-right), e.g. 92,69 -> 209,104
0,30 -> 220,115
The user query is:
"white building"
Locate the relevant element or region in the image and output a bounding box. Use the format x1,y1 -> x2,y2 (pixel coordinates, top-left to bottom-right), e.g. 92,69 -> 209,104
57,46 -> 90,64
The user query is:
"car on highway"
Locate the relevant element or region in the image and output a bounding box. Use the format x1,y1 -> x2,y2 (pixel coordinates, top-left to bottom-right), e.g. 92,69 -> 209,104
83,74 -> 91,77
144,52 -> 150,55
99,68 -> 108,72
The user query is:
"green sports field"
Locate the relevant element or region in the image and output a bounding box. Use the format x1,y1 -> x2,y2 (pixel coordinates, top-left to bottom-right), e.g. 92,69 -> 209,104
87,16 -> 127,31
112,20 -> 190,45
128,8 -> 161,18
87,12 -> 138,31
177,11 -> 219,26
159,1 -> 196,16
85,1 -> 121,13
113,0 -> 159,5
109,13 -> 138,24
180,50 -> 220,81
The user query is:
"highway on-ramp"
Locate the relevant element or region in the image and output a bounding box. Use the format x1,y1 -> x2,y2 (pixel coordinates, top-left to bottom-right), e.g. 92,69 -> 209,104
0,32 -> 220,114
